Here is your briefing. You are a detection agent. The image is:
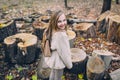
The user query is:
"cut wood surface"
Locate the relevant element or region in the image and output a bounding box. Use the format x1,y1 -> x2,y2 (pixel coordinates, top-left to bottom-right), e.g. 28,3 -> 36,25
65,48 -> 88,74
73,23 -> 93,31
33,20 -> 49,29
67,30 -> 76,40
33,19 -> 49,40
73,22 -> 96,38
67,30 -> 76,48
70,48 -> 86,62
4,33 -> 37,47
97,11 -> 117,21
87,55 -> 105,80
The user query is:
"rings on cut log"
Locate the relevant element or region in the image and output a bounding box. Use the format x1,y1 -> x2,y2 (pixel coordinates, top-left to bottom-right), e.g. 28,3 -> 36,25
64,48 -> 88,74
4,33 -> 38,64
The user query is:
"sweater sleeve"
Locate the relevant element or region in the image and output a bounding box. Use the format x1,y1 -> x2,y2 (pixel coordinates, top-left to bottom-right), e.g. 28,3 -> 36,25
57,32 -> 73,69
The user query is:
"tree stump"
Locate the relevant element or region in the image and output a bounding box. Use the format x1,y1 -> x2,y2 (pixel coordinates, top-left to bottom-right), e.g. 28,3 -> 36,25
73,23 -> 96,38
92,50 -> 114,69
96,11 -> 117,38
32,20 -> 49,40
96,11 -> 111,32
65,48 -> 88,74
106,15 -> 120,45
87,55 -> 105,80
4,33 -> 38,64
37,55 -> 50,79
0,20 -> 17,42
67,30 -> 76,48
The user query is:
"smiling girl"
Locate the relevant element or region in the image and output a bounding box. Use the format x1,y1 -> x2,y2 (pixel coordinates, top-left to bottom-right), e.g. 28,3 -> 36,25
44,10 -> 73,80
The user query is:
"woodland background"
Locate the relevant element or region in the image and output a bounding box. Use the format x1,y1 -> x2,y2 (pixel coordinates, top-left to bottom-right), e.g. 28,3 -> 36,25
0,0 -> 120,80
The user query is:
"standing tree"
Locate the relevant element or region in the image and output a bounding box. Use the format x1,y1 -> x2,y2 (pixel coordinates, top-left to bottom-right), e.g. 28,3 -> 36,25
64,0 -> 73,10
64,0 -> 68,8
116,0 -> 119,4
101,0 -> 112,13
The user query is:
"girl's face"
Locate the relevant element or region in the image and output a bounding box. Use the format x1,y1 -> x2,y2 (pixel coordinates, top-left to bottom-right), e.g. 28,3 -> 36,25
57,14 -> 67,30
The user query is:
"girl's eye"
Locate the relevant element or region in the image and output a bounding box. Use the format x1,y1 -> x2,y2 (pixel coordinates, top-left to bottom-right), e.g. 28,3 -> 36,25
58,19 -> 66,23
58,20 -> 61,23
63,19 -> 67,22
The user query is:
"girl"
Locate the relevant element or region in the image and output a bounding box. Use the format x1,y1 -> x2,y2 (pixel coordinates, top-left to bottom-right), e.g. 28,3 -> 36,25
44,10 -> 73,80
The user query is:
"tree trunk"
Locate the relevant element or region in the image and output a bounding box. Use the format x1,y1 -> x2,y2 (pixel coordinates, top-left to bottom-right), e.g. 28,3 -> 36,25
4,33 -> 38,64
0,20 -> 17,42
116,0 -> 119,4
101,0 -> 112,13
64,0 -> 68,8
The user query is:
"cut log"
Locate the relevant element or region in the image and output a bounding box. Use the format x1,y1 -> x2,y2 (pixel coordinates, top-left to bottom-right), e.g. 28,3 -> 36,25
67,30 -> 76,48
106,15 -> 120,45
73,23 -> 96,38
4,33 -> 38,64
93,50 -> 114,69
65,48 -> 88,75
87,55 -> 105,80
0,20 -> 17,42
32,20 -> 49,40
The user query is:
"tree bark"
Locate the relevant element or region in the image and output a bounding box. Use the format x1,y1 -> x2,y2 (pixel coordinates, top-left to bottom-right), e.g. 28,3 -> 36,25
0,20 -> 17,42
101,0 -> 112,13
107,15 -> 120,45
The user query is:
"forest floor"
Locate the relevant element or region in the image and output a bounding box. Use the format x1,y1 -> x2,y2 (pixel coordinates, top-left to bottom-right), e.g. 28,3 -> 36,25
0,0 -> 120,80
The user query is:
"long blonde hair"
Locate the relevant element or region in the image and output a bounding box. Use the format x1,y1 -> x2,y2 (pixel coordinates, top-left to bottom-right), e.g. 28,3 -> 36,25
46,10 -> 67,41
